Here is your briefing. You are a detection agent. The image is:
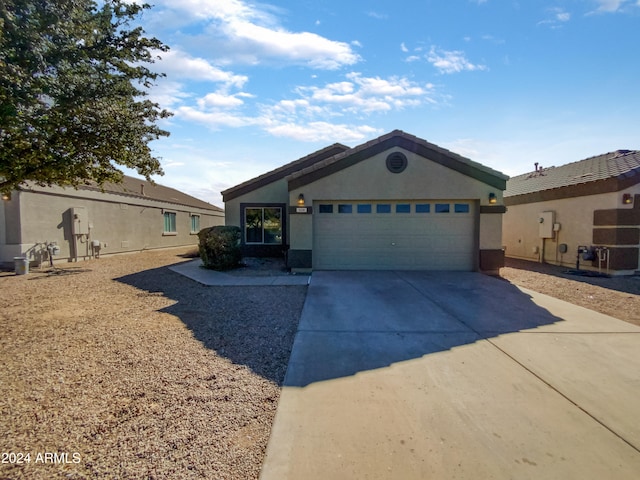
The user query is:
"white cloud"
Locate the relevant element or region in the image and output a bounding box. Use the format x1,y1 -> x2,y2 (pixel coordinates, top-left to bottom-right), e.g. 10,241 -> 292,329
157,49 -> 248,87
220,20 -> 360,69
538,7 -> 571,27
265,122 -> 380,143
400,42 -> 409,53
481,34 -> 506,44
367,11 -> 388,20
588,0 -> 640,13
162,161 -> 186,168
198,92 -> 245,109
427,47 -> 488,74
146,80 -> 190,109
293,73 -> 438,114
171,72 -> 441,143
148,49 -> 251,112
166,0 -> 269,23
593,0 -> 625,11
174,106 -> 255,128
153,0 -> 360,70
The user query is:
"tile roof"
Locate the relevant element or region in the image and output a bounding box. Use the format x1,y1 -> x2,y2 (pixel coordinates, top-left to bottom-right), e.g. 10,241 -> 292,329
287,129 -> 509,190
505,150 -> 640,198
221,143 -> 350,201
76,175 -> 223,212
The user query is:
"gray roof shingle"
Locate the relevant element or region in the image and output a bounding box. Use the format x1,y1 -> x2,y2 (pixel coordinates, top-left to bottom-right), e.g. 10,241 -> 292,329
505,150 -> 640,198
221,143 -> 350,202
77,176 -> 223,212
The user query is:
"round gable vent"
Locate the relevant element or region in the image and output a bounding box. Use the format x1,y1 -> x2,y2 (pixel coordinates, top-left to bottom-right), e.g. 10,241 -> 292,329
386,152 -> 408,173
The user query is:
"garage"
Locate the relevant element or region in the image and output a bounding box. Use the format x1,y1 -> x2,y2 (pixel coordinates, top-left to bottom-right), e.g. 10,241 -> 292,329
313,200 -> 477,270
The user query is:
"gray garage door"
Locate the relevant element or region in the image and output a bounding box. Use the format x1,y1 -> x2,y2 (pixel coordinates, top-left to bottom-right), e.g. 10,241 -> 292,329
313,200 -> 476,270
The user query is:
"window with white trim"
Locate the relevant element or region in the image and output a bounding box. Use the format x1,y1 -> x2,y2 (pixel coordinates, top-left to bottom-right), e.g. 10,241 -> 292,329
190,214 -> 200,233
163,211 -> 177,234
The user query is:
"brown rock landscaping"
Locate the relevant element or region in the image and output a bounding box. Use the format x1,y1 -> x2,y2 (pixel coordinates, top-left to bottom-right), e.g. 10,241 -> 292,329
0,247 -> 306,479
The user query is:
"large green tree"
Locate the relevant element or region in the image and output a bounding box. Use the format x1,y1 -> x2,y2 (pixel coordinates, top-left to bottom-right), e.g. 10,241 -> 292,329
0,0 -> 171,195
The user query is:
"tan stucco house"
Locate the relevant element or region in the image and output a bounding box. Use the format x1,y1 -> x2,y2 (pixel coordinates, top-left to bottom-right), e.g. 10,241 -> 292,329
0,175 -> 224,267
503,150 -> 640,275
222,130 -> 508,273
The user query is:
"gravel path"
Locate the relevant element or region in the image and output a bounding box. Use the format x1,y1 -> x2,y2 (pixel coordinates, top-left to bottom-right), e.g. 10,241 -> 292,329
1,249 -> 638,479
0,248 -> 306,479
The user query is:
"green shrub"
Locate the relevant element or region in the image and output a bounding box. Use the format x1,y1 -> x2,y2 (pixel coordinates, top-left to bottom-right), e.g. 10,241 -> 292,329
198,226 -> 241,270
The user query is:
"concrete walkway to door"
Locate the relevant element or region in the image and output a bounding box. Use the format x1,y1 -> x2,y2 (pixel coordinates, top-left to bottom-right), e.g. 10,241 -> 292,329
260,271 -> 640,480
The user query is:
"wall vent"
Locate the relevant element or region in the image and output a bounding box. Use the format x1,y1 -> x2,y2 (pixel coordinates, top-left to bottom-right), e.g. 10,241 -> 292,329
386,152 -> 408,173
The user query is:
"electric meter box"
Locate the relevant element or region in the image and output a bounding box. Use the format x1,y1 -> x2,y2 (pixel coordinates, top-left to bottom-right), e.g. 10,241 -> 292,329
71,207 -> 89,235
538,211 -> 555,238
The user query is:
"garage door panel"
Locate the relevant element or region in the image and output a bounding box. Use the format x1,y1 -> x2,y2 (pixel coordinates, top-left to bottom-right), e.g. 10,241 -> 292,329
314,201 -> 477,271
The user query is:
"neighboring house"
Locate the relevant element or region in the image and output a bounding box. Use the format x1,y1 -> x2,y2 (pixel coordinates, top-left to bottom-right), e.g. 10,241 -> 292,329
503,150 -> 640,275
222,130 -> 508,273
0,175 -> 224,267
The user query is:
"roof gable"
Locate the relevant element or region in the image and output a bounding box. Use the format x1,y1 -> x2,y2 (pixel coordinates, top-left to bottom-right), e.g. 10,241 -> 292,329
287,130 -> 508,191
505,150 -> 640,202
222,143 -> 350,202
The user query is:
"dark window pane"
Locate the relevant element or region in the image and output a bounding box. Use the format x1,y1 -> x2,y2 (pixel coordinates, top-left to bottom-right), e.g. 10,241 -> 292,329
263,208 -> 282,244
357,204 -> 372,213
376,204 -> 391,213
319,204 -> 333,213
454,203 -> 470,213
396,204 -> 411,213
416,204 -> 430,213
245,208 -> 263,243
435,204 -> 450,213
338,204 -> 352,213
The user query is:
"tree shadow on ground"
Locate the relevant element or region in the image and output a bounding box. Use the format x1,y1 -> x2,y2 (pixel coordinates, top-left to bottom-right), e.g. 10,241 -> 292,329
117,265 -> 567,388
504,257 -> 640,296
283,270 -> 566,387
115,264 -> 307,386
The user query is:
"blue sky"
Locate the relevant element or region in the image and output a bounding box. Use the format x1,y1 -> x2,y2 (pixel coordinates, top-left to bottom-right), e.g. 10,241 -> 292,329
128,0 -> 640,207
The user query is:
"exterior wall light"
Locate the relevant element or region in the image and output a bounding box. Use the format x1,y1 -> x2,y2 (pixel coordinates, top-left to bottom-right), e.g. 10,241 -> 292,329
1,193 -> 10,201
488,192 -> 497,205
622,193 -> 633,205
297,193 -> 305,206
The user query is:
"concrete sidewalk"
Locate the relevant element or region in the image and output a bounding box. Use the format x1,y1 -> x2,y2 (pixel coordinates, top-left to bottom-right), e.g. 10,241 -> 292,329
168,259 -> 310,286
260,271 -> 640,480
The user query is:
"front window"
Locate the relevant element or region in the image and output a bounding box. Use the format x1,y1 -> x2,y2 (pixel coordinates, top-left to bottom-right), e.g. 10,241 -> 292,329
245,207 -> 282,244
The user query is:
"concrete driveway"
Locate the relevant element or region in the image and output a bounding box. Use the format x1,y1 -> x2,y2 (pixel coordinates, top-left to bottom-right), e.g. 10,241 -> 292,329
260,271 -> 640,480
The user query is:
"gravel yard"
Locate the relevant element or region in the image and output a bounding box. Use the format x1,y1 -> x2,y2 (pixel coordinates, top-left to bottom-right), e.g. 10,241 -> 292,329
1,249 -> 638,479
500,258 -> 640,327
0,247 -> 306,479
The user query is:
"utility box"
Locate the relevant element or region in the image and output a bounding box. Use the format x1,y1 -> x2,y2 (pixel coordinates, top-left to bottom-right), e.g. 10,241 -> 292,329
538,211 -> 555,238
71,207 -> 89,235
14,257 -> 29,275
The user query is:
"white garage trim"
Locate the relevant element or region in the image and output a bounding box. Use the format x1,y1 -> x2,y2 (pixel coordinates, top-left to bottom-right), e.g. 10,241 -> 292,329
313,200 -> 478,270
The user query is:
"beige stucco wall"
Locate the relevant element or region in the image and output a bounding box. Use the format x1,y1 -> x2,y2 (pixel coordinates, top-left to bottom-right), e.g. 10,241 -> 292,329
479,213 -> 503,250
0,186 -> 224,265
503,187 -> 640,272
288,147 -> 504,252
